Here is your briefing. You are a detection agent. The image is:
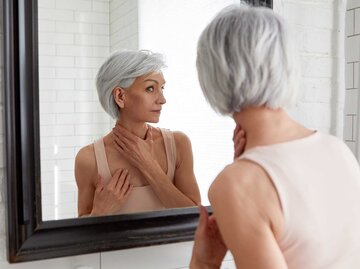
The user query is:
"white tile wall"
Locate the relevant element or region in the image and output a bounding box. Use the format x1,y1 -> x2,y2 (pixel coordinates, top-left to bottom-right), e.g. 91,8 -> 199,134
344,1 -> 360,156
348,0 -> 360,10
110,0 -> 138,51
0,0 -> 353,268
355,8 -> 360,34
38,0 -> 112,220
101,242 -> 235,269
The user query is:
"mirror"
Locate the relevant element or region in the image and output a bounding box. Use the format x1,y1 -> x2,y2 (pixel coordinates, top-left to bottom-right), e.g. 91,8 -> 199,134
4,0 -> 272,263
38,0 -> 242,220
38,0 -> 271,220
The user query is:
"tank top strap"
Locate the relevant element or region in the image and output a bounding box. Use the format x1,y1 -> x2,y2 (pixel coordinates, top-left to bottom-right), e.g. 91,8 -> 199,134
159,128 -> 177,182
93,138 -> 112,182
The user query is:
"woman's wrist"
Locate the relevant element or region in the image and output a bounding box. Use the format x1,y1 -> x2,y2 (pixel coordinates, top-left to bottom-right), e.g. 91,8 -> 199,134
190,257 -> 220,269
90,206 -> 106,217
139,158 -> 162,179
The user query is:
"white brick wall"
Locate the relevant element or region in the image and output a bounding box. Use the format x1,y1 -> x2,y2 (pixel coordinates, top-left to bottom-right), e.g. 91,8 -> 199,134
110,0 -> 138,51
344,0 -> 360,156
38,0 -> 112,220
0,0 -> 351,268
274,0 -> 344,134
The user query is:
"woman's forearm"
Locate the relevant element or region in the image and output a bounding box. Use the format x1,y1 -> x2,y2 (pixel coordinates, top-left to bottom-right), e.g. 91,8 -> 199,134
140,160 -> 197,208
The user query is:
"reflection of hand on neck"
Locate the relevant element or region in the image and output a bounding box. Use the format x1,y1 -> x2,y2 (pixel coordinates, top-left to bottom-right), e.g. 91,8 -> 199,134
114,120 -> 149,140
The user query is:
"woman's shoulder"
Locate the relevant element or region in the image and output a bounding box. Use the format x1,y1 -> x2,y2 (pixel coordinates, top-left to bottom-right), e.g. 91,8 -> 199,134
75,144 -> 95,165
208,160 -> 284,236
155,127 -> 191,147
210,161 -> 262,190
208,160 -> 273,208
171,131 -> 193,157
174,130 -> 190,139
170,130 -> 191,146
160,129 -> 193,166
75,143 -> 97,185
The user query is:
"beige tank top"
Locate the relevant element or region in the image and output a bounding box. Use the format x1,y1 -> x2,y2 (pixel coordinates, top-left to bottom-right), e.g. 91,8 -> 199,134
238,131 -> 360,268
93,128 -> 177,214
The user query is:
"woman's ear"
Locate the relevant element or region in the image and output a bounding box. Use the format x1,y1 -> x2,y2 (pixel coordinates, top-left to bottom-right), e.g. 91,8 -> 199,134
113,87 -> 126,108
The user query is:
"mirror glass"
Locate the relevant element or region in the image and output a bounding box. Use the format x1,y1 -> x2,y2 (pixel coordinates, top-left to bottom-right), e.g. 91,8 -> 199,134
38,0 -> 238,220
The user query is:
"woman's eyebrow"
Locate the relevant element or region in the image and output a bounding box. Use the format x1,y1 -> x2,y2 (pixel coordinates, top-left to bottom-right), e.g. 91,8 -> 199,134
144,79 -> 166,84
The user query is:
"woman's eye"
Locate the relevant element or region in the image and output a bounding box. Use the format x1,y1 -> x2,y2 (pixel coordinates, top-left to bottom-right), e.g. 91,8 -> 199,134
146,86 -> 154,92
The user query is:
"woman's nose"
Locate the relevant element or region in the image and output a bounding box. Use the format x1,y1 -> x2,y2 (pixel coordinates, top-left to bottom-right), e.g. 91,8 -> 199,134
157,91 -> 166,105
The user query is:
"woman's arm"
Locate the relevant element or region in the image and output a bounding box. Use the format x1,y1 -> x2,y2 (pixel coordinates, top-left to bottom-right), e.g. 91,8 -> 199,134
113,126 -> 200,208
208,160 -> 287,269
74,146 -> 97,217
190,205 -> 227,269
141,131 -> 201,207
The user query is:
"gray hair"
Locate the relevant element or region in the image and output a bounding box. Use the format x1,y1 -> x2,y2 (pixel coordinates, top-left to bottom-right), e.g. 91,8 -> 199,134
96,50 -> 166,119
196,5 -> 300,115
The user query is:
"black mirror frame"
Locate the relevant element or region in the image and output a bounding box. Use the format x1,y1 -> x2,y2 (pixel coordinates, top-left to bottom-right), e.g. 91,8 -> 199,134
3,0 -> 272,263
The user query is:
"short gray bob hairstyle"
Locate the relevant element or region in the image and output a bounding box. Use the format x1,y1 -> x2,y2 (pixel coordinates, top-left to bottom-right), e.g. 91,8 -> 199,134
196,5 -> 300,115
96,50 -> 166,119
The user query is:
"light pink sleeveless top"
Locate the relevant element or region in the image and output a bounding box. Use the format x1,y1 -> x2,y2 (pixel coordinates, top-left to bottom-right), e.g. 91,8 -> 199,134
93,128 -> 176,214
238,132 -> 360,268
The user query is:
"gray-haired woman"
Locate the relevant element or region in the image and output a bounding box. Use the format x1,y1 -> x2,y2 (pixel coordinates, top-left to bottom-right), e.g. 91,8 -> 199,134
75,50 -> 201,217
190,5 -> 360,269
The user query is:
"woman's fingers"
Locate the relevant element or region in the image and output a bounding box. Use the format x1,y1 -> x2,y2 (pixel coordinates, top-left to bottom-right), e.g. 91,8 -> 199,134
122,181 -> 133,199
233,124 -> 241,141
145,127 -> 153,141
112,128 -> 131,148
234,137 -> 246,158
233,129 -> 245,144
197,205 -> 209,231
96,175 -> 104,192
113,124 -> 137,142
113,141 -> 125,155
233,124 -> 246,159
113,169 -> 133,200
115,169 -> 128,191
113,138 -> 130,154
107,169 -> 121,190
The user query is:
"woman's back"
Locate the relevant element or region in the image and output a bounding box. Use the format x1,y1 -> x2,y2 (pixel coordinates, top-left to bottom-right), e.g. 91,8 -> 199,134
239,131 -> 360,268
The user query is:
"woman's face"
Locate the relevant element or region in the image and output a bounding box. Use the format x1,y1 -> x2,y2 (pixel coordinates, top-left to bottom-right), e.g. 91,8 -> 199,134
120,72 -> 166,123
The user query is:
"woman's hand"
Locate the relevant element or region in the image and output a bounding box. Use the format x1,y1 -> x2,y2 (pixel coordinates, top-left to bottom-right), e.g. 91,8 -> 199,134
90,169 -> 133,216
190,205 -> 227,269
112,124 -> 155,170
233,124 -> 246,160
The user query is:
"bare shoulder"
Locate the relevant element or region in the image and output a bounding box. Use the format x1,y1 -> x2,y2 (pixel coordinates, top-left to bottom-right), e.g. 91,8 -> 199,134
172,131 -> 192,165
209,160 -> 266,202
75,144 -> 97,187
75,144 -> 96,169
172,131 -> 191,148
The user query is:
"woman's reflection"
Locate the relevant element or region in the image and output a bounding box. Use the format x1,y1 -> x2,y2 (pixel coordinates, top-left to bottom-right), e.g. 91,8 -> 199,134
74,50 -> 201,217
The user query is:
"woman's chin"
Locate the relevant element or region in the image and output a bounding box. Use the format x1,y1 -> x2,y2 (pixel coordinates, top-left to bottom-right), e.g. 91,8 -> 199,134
146,117 -> 160,124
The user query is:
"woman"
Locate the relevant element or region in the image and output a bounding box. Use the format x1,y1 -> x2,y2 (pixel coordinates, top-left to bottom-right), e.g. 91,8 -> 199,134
190,5 -> 360,269
75,50 -> 201,217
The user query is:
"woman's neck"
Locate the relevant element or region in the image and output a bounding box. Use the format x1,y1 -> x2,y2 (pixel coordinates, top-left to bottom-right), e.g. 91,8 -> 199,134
232,107 -> 310,150
115,118 -> 148,139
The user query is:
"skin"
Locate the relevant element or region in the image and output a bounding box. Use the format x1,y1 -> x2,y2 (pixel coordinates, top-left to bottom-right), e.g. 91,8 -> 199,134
190,106 -> 314,269
75,72 -> 201,217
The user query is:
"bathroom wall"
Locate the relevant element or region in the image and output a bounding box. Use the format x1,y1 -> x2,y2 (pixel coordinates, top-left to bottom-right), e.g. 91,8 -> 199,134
110,0 -> 138,51
0,0 -> 351,268
344,0 -> 360,157
274,0 -> 344,135
38,0 -> 138,220
38,0 -> 112,220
